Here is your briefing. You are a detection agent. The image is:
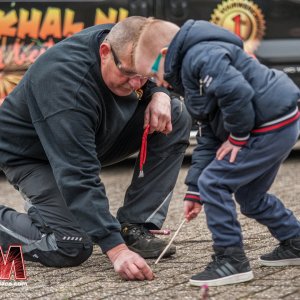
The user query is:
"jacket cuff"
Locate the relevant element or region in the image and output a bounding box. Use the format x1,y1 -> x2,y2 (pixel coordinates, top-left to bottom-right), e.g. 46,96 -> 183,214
150,86 -> 170,97
228,133 -> 250,146
184,190 -> 203,205
187,185 -> 199,193
98,231 -> 125,253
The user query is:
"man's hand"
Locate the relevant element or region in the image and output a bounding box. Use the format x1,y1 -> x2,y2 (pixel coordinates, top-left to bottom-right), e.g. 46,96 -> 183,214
216,140 -> 241,163
144,92 -> 172,134
184,201 -> 202,222
106,244 -> 154,281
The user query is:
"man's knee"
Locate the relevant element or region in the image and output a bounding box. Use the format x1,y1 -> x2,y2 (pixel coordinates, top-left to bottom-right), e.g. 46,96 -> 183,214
55,240 -> 94,267
171,97 -> 192,136
26,240 -> 94,268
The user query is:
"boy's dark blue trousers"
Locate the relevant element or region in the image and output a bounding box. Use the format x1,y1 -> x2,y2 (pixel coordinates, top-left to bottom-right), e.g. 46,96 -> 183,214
198,120 -> 300,248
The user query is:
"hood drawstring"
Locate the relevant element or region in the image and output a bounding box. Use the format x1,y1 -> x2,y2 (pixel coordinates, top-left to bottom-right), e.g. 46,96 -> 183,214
138,124 -> 150,178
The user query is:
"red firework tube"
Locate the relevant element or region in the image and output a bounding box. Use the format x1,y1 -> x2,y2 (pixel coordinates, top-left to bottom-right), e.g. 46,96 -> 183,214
200,284 -> 209,300
149,229 -> 171,235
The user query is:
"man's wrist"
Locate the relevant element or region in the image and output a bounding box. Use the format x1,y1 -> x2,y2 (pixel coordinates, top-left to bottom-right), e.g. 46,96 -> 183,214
150,86 -> 170,97
152,91 -> 171,102
106,243 -> 128,263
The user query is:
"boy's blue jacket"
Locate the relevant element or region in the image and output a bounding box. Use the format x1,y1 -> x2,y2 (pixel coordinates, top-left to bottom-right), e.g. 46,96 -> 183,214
164,20 -> 300,192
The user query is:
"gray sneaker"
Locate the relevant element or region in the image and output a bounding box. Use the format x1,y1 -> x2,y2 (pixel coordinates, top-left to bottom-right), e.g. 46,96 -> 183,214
189,247 -> 253,287
121,223 -> 176,259
259,237 -> 300,266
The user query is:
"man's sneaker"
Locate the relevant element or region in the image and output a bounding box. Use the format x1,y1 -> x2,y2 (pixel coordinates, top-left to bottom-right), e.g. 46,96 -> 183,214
189,247 -> 254,287
120,223 -> 176,259
259,237 -> 300,266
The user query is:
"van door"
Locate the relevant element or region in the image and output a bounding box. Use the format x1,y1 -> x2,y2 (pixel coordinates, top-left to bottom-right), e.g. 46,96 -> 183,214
129,0 -> 154,16
159,0 -> 217,25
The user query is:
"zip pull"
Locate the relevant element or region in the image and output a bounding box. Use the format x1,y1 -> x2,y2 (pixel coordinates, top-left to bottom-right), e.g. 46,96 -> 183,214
197,121 -> 202,137
138,125 -> 150,178
199,79 -> 204,96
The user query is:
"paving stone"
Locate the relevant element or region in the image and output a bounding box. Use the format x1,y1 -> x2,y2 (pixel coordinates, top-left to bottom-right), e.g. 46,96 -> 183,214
1,152 -> 300,299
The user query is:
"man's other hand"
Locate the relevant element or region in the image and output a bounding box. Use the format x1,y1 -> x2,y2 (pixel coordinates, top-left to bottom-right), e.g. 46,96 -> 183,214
144,92 -> 172,134
107,244 -> 154,281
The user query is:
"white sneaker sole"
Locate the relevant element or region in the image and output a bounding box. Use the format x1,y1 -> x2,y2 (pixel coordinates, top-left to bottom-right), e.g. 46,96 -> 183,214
259,258 -> 300,266
189,271 -> 254,287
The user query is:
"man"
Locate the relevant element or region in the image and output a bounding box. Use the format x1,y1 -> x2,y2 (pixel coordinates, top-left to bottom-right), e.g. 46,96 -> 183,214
0,16 -> 191,281
132,18 -> 300,286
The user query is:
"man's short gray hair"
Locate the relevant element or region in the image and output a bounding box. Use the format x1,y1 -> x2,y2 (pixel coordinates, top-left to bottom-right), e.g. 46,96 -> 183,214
106,16 -> 149,57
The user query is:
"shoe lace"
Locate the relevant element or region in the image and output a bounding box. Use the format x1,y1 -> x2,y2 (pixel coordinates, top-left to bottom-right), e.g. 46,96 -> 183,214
272,246 -> 282,256
130,225 -> 154,239
205,254 -> 226,271
272,240 -> 289,255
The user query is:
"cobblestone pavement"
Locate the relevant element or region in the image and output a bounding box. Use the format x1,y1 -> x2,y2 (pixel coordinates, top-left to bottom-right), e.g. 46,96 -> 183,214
0,149 -> 300,300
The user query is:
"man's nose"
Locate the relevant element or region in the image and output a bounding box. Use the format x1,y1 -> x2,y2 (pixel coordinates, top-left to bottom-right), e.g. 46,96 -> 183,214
128,77 -> 143,89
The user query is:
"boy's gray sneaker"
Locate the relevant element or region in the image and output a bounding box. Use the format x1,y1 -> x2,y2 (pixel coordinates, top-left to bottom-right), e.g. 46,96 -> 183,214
121,223 -> 176,259
259,237 -> 300,266
189,247 -> 253,287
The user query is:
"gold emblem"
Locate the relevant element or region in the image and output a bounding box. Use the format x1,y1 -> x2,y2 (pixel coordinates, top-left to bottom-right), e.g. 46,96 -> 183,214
211,0 -> 265,53
135,88 -> 143,100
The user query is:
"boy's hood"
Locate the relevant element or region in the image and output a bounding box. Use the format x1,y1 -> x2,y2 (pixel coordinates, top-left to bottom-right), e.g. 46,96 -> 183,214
164,20 -> 243,91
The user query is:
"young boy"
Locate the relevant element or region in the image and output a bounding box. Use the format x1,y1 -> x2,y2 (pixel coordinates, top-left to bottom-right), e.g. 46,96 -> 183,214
133,18 -> 300,286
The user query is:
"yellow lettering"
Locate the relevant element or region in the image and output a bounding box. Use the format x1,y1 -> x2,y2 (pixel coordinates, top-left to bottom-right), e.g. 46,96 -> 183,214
63,9 -> 84,37
39,8 -> 62,40
18,8 -> 42,39
0,10 -> 18,37
118,8 -> 129,22
94,8 -> 118,24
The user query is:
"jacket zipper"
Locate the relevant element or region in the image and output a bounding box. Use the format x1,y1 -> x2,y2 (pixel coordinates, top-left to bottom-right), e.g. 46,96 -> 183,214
197,121 -> 202,136
199,79 -> 204,96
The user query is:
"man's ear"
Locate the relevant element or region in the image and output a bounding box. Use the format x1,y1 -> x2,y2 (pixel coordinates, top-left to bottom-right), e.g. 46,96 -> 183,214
99,43 -> 110,60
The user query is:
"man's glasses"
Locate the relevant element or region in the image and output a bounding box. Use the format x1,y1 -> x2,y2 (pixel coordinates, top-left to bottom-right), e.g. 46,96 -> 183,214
110,44 -> 149,80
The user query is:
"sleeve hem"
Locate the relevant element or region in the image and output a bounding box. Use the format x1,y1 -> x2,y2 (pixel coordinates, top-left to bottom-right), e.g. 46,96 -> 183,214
98,232 -> 125,253
228,133 -> 250,146
184,190 -> 203,205
187,185 -> 199,193
150,86 -> 170,97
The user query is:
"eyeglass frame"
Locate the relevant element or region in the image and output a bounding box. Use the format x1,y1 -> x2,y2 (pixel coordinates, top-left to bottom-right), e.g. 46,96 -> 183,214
109,43 -> 154,81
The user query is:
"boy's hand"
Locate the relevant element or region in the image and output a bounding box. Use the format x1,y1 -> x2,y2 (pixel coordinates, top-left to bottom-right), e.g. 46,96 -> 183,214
184,200 -> 202,222
216,140 -> 241,163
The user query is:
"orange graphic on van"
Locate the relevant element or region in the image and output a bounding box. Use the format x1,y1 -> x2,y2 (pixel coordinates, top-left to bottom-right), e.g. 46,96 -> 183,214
0,6 -> 129,101
211,0 -> 265,53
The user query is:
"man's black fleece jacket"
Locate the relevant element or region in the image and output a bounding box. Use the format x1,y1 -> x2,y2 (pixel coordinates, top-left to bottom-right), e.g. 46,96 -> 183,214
0,24 -> 169,253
